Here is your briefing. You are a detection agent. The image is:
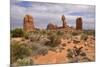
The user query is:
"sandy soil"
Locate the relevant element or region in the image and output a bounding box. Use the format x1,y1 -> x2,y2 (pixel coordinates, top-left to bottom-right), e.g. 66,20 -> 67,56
32,37 -> 95,64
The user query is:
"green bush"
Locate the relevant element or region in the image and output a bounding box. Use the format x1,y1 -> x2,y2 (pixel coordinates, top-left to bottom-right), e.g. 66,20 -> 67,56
31,43 -> 39,51
45,33 -> 61,47
34,29 -> 41,33
36,47 -> 48,56
29,42 -> 48,56
56,31 -> 64,36
11,28 -> 24,37
47,30 -> 54,36
29,34 -> 42,42
24,32 -> 30,39
40,29 -> 47,35
71,32 -> 79,36
11,42 -> 32,64
83,30 -> 95,36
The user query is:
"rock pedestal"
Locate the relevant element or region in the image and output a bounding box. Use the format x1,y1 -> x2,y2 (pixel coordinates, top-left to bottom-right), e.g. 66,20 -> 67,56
23,15 -> 35,32
76,17 -> 83,30
61,15 -> 67,28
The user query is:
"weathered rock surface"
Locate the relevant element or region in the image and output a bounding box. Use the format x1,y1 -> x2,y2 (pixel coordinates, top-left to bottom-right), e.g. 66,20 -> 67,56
61,15 -> 67,28
76,17 -> 83,30
47,23 -> 57,30
23,15 -> 35,32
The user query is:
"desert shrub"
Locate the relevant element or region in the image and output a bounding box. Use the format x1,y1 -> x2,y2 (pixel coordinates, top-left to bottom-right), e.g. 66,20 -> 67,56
63,33 -> 73,40
11,42 -> 32,64
31,31 -> 48,41
83,30 -> 95,36
71,32 -> 79,36
40,29 -> 47,35
11,28 -> 24,37
67,48 -> 79,63
33,29 -> 40,34
29,42 -> 48,56
29,34 -> 42,42
81,33 -> 88,41
67,47 -> 89,63
47,30 -> 54,36
67,49 -> 73,59
31,43 -> 39,51
56,31 -> 64,36
29,35 -> 36,42
33,29 -> 48,35
24,32 -> 30,39
36,47 -> 48,56
82,57 -> 91,62
80,52 -> 86,56
45,33 -> 61,47
16,57 -> 33,66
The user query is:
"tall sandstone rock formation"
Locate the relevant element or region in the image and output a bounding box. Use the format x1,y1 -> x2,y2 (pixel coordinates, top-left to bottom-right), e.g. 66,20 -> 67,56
23,15 -> 35,32
76,17 -> 83,30
61,15 -> 67,28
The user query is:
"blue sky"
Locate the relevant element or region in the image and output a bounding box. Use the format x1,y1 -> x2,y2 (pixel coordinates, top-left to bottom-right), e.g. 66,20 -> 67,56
11,0 -> 95,30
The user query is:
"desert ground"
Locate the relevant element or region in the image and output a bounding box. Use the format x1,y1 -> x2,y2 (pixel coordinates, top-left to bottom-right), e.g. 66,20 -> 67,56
11,29 -> 95,66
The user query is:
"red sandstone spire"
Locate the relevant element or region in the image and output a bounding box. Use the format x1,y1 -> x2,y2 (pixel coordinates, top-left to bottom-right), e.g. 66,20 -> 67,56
76,17 -> 83,30
23,15 -> 35,32
61,15 -> 67,28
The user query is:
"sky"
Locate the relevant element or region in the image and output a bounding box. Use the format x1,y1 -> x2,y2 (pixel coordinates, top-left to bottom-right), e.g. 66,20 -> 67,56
10,0 -> 95,30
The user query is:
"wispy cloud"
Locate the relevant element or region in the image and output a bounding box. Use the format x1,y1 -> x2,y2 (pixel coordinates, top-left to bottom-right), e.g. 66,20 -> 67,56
11,0 -> 95,29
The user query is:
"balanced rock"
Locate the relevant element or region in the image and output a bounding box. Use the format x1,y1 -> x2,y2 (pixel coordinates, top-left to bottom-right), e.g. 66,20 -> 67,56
61,15 -> 67,28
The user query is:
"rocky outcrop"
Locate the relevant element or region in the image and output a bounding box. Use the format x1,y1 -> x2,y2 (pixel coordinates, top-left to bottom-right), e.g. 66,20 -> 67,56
61,15 -> 67,28
23,15 -> 35,32
76,17 -> 83,30
47,23 -> 57,30
23,14 -> 83,31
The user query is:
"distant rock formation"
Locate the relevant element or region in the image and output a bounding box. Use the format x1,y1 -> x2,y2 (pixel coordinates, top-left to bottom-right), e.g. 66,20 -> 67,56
61,15 -> 67,28
47,15 -> 68,30
76,17 -> 83,30
23,14 -> 83,31
23,15 -> 35,32
47,23 -> 57,30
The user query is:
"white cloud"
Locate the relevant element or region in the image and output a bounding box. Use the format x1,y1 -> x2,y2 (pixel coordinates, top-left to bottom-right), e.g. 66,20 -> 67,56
10,0 -> 95,29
